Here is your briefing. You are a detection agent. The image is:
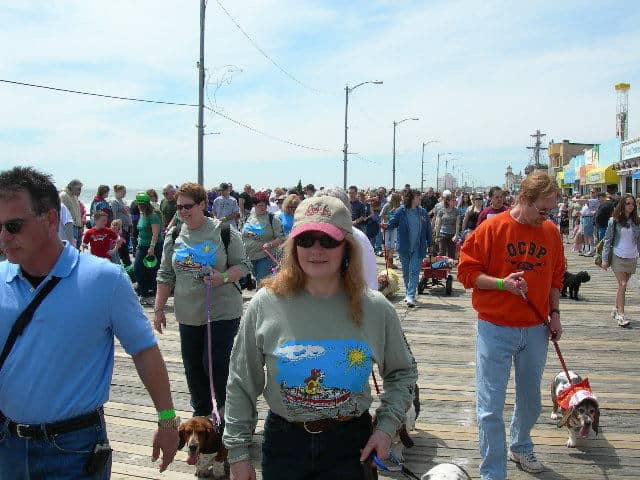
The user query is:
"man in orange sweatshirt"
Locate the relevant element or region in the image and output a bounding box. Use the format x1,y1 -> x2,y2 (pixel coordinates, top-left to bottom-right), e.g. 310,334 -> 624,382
458,171 -> 565,480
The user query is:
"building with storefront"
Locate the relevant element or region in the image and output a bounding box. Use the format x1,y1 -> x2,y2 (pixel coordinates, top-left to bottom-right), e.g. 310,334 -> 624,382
556,138 -> 621,195
612,136 -> 640,194
548,139 -> 593,175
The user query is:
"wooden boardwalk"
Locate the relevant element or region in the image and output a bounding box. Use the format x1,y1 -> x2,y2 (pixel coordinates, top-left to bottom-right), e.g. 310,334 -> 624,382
108,248 -> 640,479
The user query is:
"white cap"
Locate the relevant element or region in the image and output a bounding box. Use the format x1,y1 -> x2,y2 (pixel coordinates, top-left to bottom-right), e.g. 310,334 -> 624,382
442,189 -> 452,197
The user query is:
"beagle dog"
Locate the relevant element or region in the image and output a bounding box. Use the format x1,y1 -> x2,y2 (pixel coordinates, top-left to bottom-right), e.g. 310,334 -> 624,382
178,416 -> 228,478
421,463 -> 471,480
550,371 -> 600,448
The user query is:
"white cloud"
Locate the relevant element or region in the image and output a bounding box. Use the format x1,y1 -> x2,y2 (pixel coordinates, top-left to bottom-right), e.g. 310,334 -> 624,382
274,344 -> 326,362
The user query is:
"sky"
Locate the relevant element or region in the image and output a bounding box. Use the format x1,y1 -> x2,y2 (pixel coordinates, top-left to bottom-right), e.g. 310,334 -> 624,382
1,0 -> 639,193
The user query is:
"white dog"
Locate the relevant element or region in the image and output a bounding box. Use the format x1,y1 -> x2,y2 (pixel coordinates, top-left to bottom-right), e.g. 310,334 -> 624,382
422,463 -> 471,480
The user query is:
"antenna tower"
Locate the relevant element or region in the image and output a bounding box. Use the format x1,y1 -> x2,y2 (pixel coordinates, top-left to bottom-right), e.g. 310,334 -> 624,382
615,83 -> 630,141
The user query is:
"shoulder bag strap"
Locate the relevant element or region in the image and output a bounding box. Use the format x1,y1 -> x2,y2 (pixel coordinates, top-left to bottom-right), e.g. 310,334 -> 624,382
0,276 -> 62,373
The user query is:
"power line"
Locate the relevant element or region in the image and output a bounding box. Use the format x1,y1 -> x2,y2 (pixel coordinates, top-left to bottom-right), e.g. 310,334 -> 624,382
213,0 -> 336,95
0,78 -> 336,153
0,78 -> 199,107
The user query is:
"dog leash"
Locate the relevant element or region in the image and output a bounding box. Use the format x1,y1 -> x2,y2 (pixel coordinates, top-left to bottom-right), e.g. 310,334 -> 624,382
366,450 -> 421,480
516,281 -> 573,385
205,281 -> 222,426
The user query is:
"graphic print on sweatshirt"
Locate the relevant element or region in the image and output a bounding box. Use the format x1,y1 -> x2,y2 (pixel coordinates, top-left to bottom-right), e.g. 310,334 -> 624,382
174,239 -> 217,279
504,240 -> 550,272
274,339 -> 372,417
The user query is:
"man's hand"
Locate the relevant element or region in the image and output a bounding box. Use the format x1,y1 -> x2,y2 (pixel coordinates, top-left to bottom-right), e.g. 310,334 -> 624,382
601,261 -> 609,270
548,312 -> 562,341
230,460 -> 257,480
153,310 -> 167,334
147,246 -> 154,257
504,271 -> 526,296
359,429 -> 392,463
151,426 -> 179,472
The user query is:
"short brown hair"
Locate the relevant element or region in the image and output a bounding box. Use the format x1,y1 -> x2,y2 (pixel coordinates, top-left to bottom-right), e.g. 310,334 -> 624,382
113,184 -> 126,193
93,210 -> 107,221
518,171 -> 559,204
177,182 -> 207,205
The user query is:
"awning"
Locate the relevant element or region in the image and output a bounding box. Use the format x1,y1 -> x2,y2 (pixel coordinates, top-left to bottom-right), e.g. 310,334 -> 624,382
556,171 -> 564,186
585,166 -> 619,185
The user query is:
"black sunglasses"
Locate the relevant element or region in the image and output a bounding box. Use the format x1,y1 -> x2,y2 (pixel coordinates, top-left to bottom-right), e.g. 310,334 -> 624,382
295,232 -> 343,249
0,219 -> 26,235
176,203 -> 197,211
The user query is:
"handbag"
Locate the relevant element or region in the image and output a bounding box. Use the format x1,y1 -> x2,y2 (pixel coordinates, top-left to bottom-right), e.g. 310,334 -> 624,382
0,276 -> 62,373
594,220 -> 616,268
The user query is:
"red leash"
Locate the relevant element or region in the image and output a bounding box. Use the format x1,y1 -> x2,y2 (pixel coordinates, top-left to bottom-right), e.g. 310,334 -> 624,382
518,286 -> 573,384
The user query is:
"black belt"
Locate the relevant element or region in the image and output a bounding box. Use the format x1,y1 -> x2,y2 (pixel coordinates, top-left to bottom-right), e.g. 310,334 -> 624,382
2,408 -> 103,440
269,410 -> 370,434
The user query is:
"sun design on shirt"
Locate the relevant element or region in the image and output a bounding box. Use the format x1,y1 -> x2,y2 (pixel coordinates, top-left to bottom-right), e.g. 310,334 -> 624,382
341,346 -> 369,373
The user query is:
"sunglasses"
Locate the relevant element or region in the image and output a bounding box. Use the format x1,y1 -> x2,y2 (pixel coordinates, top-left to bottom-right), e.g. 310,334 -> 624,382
295,232 -> 343,249
625,201 -> 636,206
0,219 -> 26,235
532,203 -> 551,217
176,203 -> 197,211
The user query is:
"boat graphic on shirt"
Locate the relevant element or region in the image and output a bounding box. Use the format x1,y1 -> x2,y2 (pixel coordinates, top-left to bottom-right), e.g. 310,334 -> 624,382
274,339 -> 373,418
173,240 -> 217,278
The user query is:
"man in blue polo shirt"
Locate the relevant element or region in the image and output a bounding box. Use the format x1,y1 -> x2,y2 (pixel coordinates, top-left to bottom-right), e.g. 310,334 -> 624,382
0,167 -> 179,479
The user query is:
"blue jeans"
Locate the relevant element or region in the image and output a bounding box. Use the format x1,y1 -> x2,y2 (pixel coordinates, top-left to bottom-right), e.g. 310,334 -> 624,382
262,411 -> 372,480
0,411 -> 111,480
179,319 -> 240,416
133,241 -> 163,297
73,226 -> 83,249
252,256 -> 275,286
597,226 -> 607,243
374,231 -> 383,252
476,320 -> 548,480
399,250 -> 423,300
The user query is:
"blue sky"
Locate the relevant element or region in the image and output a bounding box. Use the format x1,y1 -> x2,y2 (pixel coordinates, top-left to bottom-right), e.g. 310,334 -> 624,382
1,0 -> 639,192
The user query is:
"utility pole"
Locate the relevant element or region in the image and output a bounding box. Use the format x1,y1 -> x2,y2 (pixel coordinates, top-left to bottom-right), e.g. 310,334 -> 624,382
342,86 -> 349,189
197,0 -> 206,186
392,117 -> 419,190
420,140 -> 438,192
342,81 -> 382,189
436,153 -> 440,192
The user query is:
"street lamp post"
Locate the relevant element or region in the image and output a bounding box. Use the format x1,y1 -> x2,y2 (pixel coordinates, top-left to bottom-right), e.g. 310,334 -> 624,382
343,80 -> 383,189
420,140 -> 439,192
392,117 -> 419,190
436,152 -> 452,192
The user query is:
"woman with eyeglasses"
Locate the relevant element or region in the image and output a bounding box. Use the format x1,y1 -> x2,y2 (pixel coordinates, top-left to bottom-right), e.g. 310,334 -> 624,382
155,182 -> 252,418
242,191 -> 286,286
601,194 -> 640,327
224,196 -> 417,480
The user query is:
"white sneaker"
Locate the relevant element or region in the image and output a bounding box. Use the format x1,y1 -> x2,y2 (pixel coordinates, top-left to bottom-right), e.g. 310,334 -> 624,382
616,313 -> 631,327
508,450 -> 545,473
407,297 -> 416,308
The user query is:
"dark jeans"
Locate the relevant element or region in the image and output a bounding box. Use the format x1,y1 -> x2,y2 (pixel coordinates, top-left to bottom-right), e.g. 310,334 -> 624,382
179,319 -> 240,416
133,241 -> 163,297
0,410 -> 111,480
439,233 -> 456,258
118,229 -> 132,266
262,411 -> 373,480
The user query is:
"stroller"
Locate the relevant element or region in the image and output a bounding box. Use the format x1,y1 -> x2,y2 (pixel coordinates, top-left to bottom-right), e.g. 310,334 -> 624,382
417,255 -> 455,296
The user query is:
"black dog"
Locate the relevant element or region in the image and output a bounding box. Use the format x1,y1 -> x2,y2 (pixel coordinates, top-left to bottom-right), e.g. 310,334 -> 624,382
562,271 -> 590,300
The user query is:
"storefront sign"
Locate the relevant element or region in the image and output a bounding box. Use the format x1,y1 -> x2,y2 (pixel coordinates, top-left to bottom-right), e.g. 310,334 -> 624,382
588,171 -> 602,183
622,137 -> 640,161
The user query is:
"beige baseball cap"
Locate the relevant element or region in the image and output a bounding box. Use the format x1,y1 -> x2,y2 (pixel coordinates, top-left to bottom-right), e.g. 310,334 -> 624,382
290,196 -> 353,241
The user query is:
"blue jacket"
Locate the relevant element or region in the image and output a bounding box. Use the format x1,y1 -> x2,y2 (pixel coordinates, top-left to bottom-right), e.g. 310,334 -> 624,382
602,217 -> 640,262
386,205 -> 433,257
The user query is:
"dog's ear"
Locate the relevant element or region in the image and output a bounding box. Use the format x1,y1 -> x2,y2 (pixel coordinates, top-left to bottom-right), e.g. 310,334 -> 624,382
177,424 -> 187,450
559,407 -> 574,428
200,421 -> 222,454
593,406 -> 600,436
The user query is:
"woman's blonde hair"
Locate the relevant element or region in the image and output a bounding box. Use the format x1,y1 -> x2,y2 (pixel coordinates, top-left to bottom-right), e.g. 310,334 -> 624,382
388,192 -> 401,209
110,218 -> 123,231
281,193 -> 300,212
262,234 -> 366,325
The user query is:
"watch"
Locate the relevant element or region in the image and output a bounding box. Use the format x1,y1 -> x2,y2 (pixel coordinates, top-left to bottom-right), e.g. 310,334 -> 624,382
222,272 -> 229,284
158,415 -> 181,429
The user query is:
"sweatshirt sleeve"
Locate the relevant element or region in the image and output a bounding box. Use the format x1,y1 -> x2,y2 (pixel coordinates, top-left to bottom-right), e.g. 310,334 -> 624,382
226,228 -> 251,275
156,229 -> 176,287
373,296 -> 419,437
457,225 -> 489,289
223,295 -> 266,463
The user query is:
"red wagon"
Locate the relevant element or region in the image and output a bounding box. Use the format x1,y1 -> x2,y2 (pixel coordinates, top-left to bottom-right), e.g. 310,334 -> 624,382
417,255 -> 455,296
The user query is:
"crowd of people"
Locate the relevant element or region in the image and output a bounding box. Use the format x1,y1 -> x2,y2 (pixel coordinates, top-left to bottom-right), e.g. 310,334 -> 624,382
1,166 -> 638,480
